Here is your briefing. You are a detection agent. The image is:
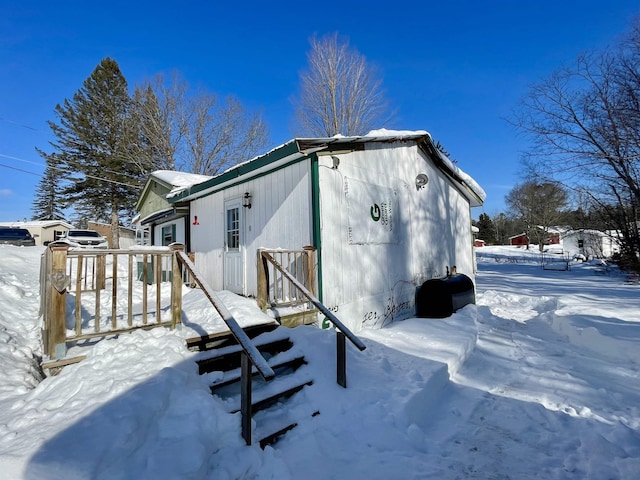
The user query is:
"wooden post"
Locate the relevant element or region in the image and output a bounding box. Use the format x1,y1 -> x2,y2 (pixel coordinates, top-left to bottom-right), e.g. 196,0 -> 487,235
142,254 -> 148,324
111,253 -> 118,329
256,249 -> 268,310
170,244 -> 184,329
303,246 -> 315,297
96,254 -> 106,291
155,253 -> 161,323
75,254 -> 83,336
127,255 -> 133,327
48,243 -> 70,360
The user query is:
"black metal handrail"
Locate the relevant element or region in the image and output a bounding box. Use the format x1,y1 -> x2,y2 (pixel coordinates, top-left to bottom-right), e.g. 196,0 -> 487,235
176,250 -> 275,380
176,250 -> 275,445
260,250 -> 366,387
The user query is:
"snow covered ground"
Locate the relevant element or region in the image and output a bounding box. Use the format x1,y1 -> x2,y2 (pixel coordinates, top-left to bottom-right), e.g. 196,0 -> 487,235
0,244 -> 639,479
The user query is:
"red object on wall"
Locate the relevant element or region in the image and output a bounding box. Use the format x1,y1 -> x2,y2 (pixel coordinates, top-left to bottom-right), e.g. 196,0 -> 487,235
193,215 -> 200,225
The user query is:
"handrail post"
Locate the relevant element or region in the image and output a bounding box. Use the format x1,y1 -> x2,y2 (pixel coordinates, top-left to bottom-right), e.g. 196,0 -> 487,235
337,331 -> 347,388
170,243 -> 184,329
240,351 -> 253,445
47,242 -> 70,359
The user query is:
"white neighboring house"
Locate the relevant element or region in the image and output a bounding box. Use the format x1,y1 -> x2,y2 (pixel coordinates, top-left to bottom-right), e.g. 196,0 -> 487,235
560,228 -> 621,259
0,220 -> 72,246
158,129 -> 485,333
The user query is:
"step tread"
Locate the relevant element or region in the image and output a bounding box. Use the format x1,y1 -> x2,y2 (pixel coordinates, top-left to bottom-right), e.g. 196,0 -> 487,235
222,374 -> 314,414
209,353 -> 307,391
186,321 -> 279,352
194,327 -> 291,362
255,406 -> 320,449
196,335 -> 294,375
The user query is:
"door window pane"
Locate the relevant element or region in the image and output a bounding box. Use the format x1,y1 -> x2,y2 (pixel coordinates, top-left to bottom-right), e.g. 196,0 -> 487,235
226,207 -> 240,250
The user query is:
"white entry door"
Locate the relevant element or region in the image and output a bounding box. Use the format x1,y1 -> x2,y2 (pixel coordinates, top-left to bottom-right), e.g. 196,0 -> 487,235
224,199 -> 244,294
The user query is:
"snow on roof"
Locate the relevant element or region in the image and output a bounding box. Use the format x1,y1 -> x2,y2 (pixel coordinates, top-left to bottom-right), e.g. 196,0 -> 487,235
365,128 -> 429,137
150,170 -> 213,199
0,220 -> 73,229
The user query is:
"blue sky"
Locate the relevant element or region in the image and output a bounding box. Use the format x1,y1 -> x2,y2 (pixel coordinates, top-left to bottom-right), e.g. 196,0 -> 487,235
1,1 -> 639,222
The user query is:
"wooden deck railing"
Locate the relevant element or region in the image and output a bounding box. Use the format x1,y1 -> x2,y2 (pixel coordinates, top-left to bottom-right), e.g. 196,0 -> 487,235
41,242 -> 186,360
258,248 -> 366,388
256,247 -> 318,326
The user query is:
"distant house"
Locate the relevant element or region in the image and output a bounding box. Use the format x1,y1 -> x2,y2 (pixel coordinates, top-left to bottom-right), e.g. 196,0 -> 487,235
140,130 -> 485,332
0,220 -> 72,246
133,170 -> 212,248
509,233 -> 529,246
474,239 -> 485,247
87,221 -> 137,249
561,229 -> 621,259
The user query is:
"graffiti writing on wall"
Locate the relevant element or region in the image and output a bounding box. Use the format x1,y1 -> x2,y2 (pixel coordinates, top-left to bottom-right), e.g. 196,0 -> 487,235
362,293 -> 413,329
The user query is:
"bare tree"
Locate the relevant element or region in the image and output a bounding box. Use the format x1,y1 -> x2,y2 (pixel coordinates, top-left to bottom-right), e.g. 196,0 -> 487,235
132,72 -> 189,171
513,19 -> 640,268
133,73 -> 270,176
293,33 -> 389,137
506,180 -> 568,251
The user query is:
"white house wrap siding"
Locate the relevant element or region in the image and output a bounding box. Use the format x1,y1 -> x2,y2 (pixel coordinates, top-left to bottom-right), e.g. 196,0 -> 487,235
154,130 -> 484,333
189,159 -> 313,295
318,141 -> 475,332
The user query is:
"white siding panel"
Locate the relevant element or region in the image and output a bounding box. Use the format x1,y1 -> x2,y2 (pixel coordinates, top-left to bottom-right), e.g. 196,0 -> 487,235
319,142 -> 475,333
189,160 -> 313,296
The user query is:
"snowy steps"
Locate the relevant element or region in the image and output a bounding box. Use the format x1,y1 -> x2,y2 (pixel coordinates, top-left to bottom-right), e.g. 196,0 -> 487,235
189,322 -> 317,448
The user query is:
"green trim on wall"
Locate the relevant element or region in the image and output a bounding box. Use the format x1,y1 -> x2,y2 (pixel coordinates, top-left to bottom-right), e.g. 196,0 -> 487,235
310,154 -> 323,303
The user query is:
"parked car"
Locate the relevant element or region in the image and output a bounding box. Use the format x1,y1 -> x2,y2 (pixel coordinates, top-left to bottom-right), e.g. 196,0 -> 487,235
0,227 -> 36,246
60,229 -> 109,249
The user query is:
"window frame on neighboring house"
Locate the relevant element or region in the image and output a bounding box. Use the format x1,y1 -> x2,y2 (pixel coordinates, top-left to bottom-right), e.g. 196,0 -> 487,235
162,224 -> 176,246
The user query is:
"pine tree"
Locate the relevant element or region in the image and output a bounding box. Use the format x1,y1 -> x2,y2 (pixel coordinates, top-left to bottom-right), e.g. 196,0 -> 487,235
476,213 -> 497,245
31,157 -> 65,221
37,57 -> 144,247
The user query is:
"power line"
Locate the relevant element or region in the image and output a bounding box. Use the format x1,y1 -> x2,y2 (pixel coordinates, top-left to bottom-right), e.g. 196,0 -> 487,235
0,116 -> 40,132
0,153 -> 143,189
0,162 -> 41,177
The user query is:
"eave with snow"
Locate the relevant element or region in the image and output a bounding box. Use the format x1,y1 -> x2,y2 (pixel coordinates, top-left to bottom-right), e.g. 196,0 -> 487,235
134,170 -> 212,246
141,129 -> 485,332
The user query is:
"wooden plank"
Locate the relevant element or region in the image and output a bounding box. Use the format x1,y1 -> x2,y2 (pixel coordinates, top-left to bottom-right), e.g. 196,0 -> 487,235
111,253 -> 118,329
256,249 -> 268,310
127,255 -> 133,327
48,244 -> 69,359
170,245 -> 183,329
185,321 -> 279,351
75,255 -> 83,335
155,253 -> 161,324
67,321 -> 175,342
142,254 -> 148,324
42,355 -> 86,370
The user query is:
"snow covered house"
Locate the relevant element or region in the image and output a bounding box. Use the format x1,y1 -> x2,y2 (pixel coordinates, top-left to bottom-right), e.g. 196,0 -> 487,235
561,229 -> 621,259
133,170 -> 212,247
155,130 -> 485,333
